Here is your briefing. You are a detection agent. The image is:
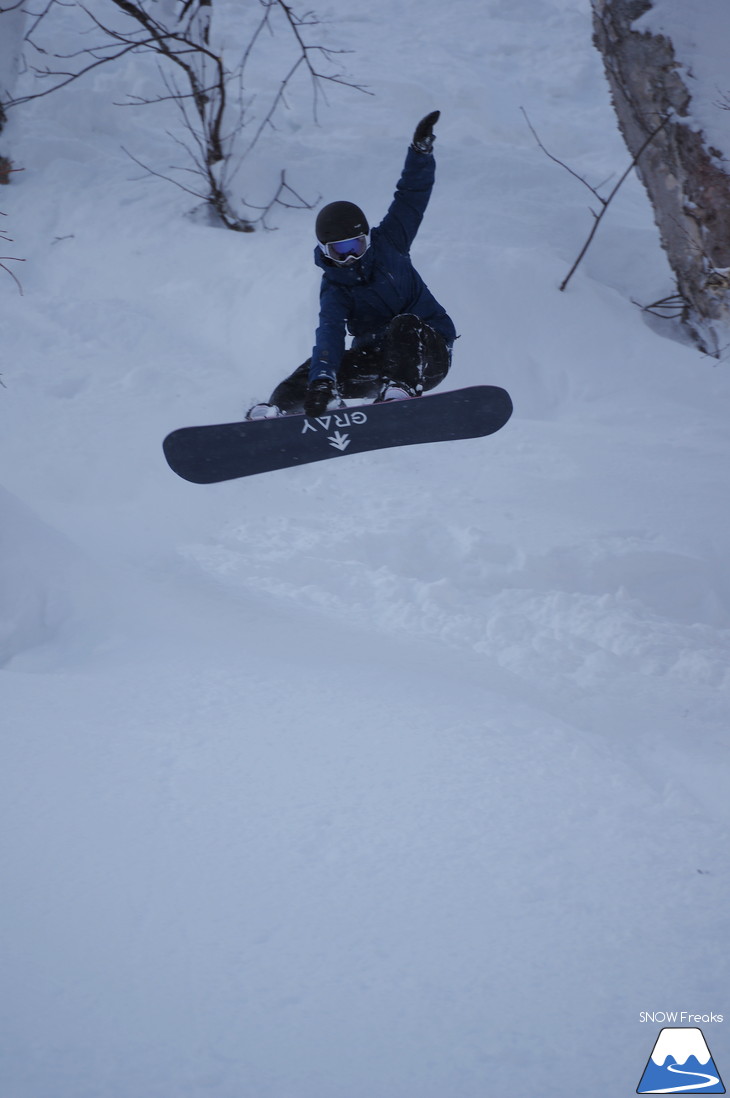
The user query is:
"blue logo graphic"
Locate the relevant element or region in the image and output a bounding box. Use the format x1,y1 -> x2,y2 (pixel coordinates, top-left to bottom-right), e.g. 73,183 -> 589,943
638,1028 -> 725,1094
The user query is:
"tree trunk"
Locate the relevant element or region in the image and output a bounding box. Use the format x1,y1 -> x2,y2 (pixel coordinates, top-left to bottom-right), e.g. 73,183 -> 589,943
591,0 -> 730,356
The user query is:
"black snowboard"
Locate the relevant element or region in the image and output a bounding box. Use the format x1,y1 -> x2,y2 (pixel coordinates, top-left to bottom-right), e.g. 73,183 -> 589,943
163,384 -> 513,484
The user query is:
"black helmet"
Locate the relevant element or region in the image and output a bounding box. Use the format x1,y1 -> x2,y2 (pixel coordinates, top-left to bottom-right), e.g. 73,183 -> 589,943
315,201 -> 369,244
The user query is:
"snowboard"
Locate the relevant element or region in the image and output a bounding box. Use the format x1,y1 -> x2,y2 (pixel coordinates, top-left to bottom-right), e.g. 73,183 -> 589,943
162,384 -> 513,484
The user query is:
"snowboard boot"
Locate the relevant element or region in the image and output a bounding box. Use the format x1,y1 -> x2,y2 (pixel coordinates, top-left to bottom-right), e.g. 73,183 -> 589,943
375,379 -> 419,402
245,402 -> 281,421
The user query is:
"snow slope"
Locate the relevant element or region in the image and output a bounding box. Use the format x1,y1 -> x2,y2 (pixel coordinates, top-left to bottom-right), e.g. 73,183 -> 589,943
1,1 -> 729,1096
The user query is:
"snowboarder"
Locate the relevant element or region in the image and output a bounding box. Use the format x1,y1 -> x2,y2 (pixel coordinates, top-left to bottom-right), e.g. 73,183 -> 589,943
247,111 -> 457,420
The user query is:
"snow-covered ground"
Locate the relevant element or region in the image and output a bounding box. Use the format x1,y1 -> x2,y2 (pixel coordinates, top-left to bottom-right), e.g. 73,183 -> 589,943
1,1 -> 729,1096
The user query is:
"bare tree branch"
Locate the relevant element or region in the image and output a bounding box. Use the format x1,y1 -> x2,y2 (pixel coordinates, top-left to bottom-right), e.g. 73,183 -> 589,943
559,116 -> 670,291
9,40 -> 143,105
3,0 -> 366,230
0,210 -> 24,294
520,107 -> 669,292
243,168 -> 318,230
520,107 -> 607,207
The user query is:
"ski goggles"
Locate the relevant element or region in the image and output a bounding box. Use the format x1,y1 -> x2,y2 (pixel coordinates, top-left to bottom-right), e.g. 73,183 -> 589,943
320,234 -> 370,263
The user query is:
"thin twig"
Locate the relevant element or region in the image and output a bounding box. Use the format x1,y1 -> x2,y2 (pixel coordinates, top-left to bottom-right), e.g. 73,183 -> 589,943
121,145 -> 207,199
559,116 -> 669,291
243,168 -> 318,230
0,257 -> 25,293
521,107 -> 606,205
0,210 -> 24,293
631,292 -> 686,319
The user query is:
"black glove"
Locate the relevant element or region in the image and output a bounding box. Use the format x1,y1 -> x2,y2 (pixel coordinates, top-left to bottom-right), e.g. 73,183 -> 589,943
304,376 -> 336,417
412,110 -> 440,154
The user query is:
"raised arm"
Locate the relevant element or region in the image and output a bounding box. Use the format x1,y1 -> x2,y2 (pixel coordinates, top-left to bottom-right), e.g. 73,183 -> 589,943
378,112 -> 441,254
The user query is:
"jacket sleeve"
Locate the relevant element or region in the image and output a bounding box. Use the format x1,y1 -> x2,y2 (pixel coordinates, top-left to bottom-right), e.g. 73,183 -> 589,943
309,281 -> 350,383
377,146 -> 436,254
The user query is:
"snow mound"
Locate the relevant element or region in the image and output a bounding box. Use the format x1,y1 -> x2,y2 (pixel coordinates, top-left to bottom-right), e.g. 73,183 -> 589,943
0,484 -> 109,669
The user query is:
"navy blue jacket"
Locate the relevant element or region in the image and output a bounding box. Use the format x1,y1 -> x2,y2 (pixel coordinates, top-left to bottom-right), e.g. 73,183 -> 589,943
310,146 -> 456,383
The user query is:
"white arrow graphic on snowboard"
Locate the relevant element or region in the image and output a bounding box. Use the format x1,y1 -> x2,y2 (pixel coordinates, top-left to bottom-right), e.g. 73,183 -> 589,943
328,431 -> 351,451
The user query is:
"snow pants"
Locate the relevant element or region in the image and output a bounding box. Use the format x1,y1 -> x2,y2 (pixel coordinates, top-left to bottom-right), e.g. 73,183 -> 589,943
270,313 -> 452,414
